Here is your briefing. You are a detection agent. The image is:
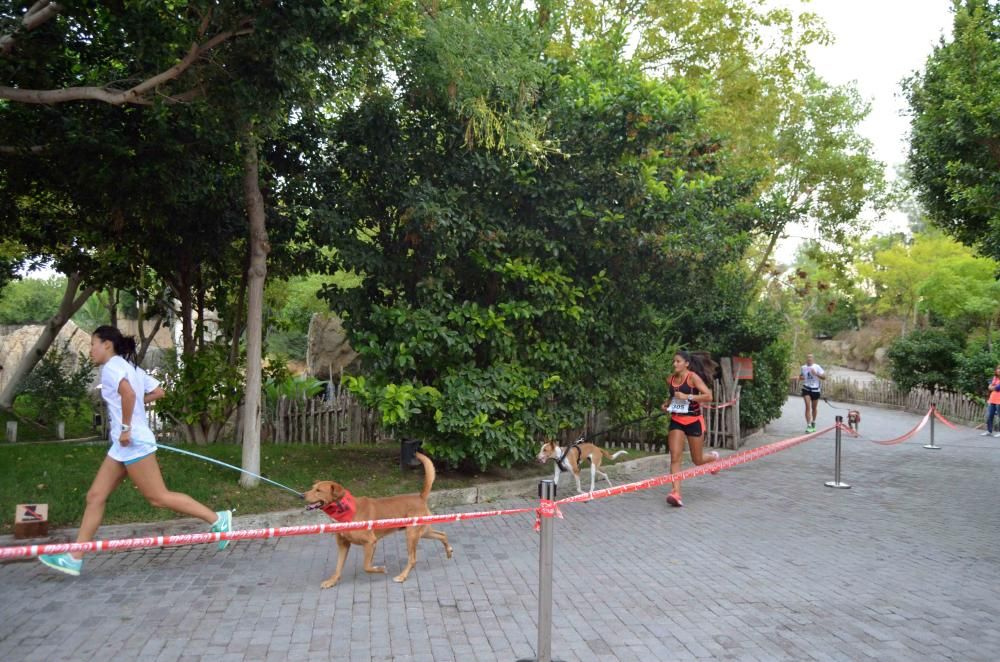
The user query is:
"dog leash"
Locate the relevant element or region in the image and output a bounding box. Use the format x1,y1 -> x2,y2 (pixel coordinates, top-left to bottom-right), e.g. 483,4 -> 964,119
822,397 -> 852,412
135,440 -> 305,498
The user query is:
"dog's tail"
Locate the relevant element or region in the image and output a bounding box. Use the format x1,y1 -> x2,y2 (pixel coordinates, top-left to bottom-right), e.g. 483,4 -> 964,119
600,448 -> 629,460
415,452 -> 436,501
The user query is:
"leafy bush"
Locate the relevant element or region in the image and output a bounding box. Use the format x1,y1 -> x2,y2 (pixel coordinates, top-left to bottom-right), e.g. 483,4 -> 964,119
264,373 -> 325,403
16,342 -> 94,424
157,343 -> 245,443
886,328 -> 962,391
955,348 -> 1000,400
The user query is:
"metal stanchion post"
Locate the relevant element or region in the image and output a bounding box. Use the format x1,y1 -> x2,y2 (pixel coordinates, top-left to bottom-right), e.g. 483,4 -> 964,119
517,480 -> 564,662
825,415 -> 851,489
924,402 -> 941,450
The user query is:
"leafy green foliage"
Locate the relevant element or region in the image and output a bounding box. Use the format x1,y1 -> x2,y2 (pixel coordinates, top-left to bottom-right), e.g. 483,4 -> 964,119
16,343 -> 94,423
956,348 -> 1000,400
886,328 -> 963,391
324,9 -> 776,468
906,0 -> 1000,261
264,373 -> 325,407
157,344 -> 244,434
0,276 -> 64,324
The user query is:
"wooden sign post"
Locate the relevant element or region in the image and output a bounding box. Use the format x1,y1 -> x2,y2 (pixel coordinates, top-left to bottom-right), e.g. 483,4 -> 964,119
14,503 -> 49,539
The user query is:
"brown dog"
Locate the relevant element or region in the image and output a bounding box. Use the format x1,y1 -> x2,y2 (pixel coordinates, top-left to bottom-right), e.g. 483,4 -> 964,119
847,409 -> 861,432
536,440 -> 628,493
303,452 -> 453,588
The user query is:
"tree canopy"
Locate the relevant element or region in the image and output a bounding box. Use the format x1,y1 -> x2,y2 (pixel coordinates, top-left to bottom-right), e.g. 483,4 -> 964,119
906,0 -> 1000,261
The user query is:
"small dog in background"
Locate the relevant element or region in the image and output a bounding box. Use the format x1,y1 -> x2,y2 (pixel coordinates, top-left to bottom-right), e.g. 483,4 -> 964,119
847,410 -> 861,433
536,440 -> 628,494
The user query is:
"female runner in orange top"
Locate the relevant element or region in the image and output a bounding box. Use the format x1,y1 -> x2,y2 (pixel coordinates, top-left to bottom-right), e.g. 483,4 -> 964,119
983,365 -> 1000,437
660,351 -> 721,507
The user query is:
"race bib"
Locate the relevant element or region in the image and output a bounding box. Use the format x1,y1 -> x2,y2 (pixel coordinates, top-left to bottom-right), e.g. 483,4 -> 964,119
668,398 -> 690,414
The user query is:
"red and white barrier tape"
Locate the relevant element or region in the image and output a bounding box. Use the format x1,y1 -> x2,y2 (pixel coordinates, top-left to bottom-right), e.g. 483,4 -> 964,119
533,500 -> 563,532
933,409 -> 958,429
556,424 -> 837,505
0,506 -> 536,561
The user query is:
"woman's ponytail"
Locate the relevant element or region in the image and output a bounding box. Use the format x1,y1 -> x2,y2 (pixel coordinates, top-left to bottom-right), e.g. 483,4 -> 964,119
93,325 -> 139,366
677,349 -> 714,385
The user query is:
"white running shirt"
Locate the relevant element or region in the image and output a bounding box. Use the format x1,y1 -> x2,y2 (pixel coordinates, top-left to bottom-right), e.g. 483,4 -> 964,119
800,363 -> 825,391
100,356 -> 158,463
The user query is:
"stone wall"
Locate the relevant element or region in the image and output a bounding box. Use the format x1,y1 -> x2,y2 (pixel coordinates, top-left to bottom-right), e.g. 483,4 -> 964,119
306,313 -> 360,380
0,320 -> 95,393
816,318 -> 902,373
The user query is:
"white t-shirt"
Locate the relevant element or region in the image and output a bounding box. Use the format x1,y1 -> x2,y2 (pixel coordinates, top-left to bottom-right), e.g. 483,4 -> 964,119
100,356 -> 159,462
801,363 -> 825,391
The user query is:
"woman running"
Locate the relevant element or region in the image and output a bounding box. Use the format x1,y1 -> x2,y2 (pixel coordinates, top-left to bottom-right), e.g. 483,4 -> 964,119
661,350 -> 720,507
39,326 -> 232,576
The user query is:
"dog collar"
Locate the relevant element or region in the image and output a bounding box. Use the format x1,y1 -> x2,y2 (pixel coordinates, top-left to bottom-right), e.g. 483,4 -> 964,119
320,490 -> 357,523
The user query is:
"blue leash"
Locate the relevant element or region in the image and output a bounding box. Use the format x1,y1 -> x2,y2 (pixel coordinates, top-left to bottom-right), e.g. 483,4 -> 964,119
136,440 -> 305,498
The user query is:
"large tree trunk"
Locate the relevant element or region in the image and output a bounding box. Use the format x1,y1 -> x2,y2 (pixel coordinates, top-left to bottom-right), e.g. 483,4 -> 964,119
239,133 -> 270,488
0,272 -> 97,409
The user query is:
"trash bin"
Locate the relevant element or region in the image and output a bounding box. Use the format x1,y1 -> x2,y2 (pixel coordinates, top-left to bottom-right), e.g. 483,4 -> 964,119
400,438 -> 423,470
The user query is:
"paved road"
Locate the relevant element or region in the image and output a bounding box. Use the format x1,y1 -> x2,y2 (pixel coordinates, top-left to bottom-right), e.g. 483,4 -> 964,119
2,398 -> 999,661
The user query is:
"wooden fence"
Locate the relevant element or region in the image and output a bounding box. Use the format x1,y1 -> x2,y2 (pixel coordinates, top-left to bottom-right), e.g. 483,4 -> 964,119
264,386 -> 389,445
790,377 -> 986,427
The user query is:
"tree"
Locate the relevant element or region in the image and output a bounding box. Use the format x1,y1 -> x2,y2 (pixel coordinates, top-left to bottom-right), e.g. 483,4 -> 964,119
555,0 -> 889,282
2,1 -> 410,482
324,4 -> 768,468
918,249 -> 1000,350
906,0 -> 1000,261
886,328 -> 962,391
858,233 -> 970,335
0,275 -> 64,324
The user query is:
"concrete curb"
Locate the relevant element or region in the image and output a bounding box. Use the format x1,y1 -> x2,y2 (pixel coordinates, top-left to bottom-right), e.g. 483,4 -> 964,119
0,453 -> 672,553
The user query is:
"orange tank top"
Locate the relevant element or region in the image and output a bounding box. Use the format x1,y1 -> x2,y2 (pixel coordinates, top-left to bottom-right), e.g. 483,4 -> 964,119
990,377 -> 1000,405
668,372 -> 703,425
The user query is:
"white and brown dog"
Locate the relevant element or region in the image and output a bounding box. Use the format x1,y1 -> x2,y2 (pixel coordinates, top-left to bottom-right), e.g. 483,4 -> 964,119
536,440 -> 628,494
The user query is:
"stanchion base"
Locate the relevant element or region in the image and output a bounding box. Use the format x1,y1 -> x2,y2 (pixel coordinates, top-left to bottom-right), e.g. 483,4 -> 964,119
824,481 -> 851,489
922,444 -> 941,450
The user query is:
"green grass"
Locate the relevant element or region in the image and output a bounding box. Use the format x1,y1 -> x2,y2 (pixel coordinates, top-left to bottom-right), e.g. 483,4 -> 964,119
0,441 -> 653,534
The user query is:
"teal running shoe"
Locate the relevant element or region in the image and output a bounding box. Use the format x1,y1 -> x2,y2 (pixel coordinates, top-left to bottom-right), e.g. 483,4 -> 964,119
211,510 -> 233,550
39,553 -> 82,577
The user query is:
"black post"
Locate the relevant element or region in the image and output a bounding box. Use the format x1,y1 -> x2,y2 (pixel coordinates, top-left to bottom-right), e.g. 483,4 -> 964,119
400,438 -> 422,470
